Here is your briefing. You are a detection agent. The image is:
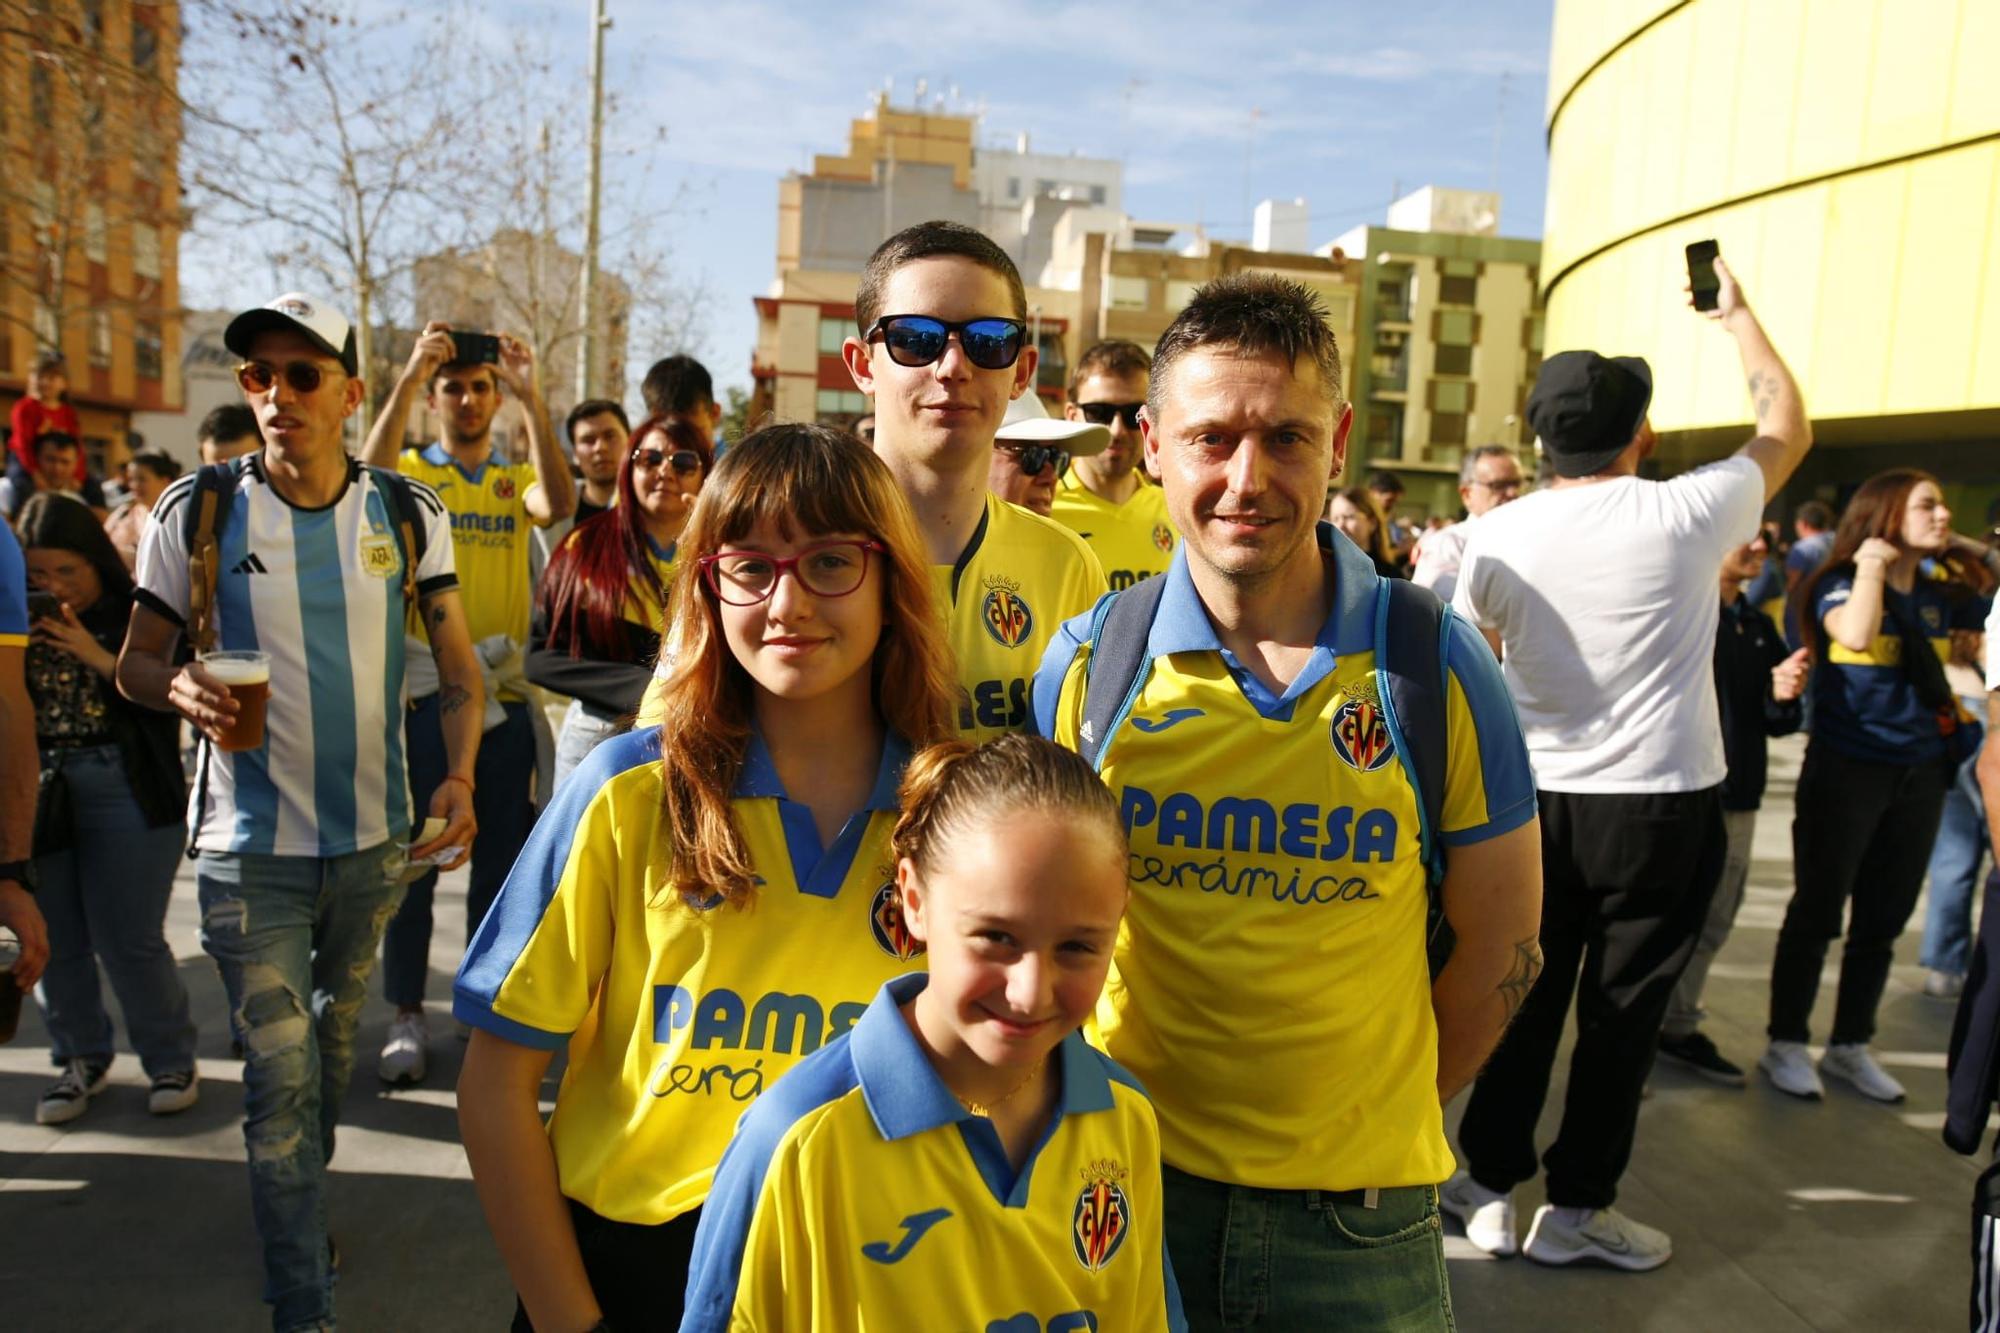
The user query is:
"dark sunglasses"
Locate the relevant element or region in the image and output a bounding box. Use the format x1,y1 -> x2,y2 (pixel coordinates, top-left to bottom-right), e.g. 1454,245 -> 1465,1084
998,443 -> 1069,479
1074,400 -> 1144,429
235,361 -> 328,395
866,315 -> 1026,370
632,447 -> 703,475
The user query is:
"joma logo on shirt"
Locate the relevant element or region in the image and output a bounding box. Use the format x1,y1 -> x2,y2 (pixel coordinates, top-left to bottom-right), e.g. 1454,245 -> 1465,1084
1120,787 -> 1400,863
651,985 -> 867,1055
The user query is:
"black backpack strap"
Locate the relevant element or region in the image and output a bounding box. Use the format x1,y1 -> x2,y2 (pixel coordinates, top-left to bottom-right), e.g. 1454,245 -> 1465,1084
366,465 -> 428,608
1077,574 -> 1170,769
183,462 -> 241,655
1373,577 -> 1453,974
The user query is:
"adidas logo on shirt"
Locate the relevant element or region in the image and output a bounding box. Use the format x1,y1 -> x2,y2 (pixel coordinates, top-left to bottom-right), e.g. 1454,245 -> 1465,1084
230,553 -> 269,575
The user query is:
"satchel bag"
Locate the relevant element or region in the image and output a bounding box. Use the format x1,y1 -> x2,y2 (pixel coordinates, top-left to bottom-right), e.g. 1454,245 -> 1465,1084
33,759 -> 75,857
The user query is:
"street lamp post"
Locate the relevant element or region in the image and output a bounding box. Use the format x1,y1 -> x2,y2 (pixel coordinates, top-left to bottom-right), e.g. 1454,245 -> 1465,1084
576,0 -> 610,401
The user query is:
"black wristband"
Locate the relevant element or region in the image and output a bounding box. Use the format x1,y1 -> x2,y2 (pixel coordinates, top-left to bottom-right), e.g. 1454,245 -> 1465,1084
0,860 -> 34,894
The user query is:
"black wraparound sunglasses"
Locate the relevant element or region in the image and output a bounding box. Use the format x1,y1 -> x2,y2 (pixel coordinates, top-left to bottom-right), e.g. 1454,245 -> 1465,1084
1074,400 -> 1144,429
997,443 -> 1070,479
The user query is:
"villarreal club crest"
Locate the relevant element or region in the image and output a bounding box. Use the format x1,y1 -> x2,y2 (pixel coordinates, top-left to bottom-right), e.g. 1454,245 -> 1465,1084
980,575 -> 1035,649
869,881 -> 925,961
1330,680 -> 1395,773
1072,1160 -> 1132,1273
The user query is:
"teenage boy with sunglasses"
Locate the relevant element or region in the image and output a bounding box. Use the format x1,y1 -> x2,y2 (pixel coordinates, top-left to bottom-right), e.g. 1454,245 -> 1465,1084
1051,339 -> 1178,589
839,220 -> 1107,740
118,293 -> 481,1332
362,321 -> 576,1086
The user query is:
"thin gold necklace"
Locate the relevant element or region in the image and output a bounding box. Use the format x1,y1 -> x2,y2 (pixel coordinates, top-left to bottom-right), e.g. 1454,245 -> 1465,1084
955,1063 -> 1042,1118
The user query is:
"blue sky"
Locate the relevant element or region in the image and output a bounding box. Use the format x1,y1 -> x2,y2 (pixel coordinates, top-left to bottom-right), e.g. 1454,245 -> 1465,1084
188,1 -> 1556,399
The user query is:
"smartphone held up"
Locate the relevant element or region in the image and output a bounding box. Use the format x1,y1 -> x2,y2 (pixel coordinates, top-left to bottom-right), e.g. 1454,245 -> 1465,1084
1686,240 -> 1721,312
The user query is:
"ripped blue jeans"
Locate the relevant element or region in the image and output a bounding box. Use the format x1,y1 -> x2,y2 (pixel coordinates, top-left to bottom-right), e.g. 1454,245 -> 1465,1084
197,846 -> 405,1333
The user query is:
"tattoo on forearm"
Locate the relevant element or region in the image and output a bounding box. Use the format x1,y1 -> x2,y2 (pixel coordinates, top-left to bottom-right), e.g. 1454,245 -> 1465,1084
439,684 -> 472,716
1747,370 -> 1777,420
1498,936 -> 1544,1023
430,605 -> 447,629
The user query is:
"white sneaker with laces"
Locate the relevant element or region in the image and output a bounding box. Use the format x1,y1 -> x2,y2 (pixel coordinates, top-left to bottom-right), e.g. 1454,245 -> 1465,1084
1759,1040 -> 1824,1100
1819,1043 -> 1906,1103
147,1069 -> 200,1115
377,1011 -> 430,1085
1523,1205 -> 1672,1271
36,1058 -> 111,1126
1925,970 -> 1966,999
1438,1171 -> 1517,1257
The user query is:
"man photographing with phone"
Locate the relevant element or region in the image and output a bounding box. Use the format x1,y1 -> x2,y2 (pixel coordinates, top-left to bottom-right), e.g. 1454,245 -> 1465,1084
362,321 -> 575,1086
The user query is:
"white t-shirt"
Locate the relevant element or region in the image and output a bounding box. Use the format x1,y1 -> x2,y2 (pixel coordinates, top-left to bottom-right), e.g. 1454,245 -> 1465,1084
136,455 -> 457,856
1452,455 -> 1765,794
1411,519 -> 1472,601
1984,594 -> 2000,692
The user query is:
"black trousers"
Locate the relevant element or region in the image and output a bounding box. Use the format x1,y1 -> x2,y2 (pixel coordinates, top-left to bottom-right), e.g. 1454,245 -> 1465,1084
1769,740 -> 1950,1045
1460,787 -> 1726,1209
510,1200 -> 702,1331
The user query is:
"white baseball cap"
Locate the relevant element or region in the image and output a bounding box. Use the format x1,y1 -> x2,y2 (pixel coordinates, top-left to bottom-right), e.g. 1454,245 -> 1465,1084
994,391 -> 1110,456
225,292 -> 358,375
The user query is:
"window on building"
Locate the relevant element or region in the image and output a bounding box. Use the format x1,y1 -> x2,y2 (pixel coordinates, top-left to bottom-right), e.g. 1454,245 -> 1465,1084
1164,280 -> 1200,313
133,222 -> 160,279
814,388 -> 866,419
135,319 -> 163,380
1089,184 -> 1106,205
1430,379 -> 1471,415
132,18 -> 158,72
1036,178 -> 1056,195
1434,309 -> 1475,346
1365,405 -> 1404,451
83,0 -> 104,45
84,204 -> 106,264
1439,274 -> 1477,306
1375,270 -> 1411,323
31,63 -> 53,127
1007,177 -> 1020,200
817,316 -> 848,355
133,123 -> 161,182
1433,343 -> 1472,376
33,301 -> 58,350
1035,331 -> 1067,392
1430,412 -> 1467,446
1371,330 -> 1409,392
89,310 -> 112,369
1108,275 -> 1149,311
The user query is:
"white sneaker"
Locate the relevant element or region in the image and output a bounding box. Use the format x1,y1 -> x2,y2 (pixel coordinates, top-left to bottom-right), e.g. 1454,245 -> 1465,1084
1819,1043 -> 1906,1103
147,1069 -> 200,1115
1925,970 -> 1966,999
1759,1040 -> 1824,1100
1523,1205 -> 1672,1271
377,1011 -> 429,1085
1438,1171 -> 1517,1257
36,1059 -> 111,1126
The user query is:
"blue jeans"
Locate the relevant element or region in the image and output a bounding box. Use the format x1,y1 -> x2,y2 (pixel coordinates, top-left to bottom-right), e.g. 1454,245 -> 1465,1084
1922,740 -> 1989,977
33,744 -> 196,1075
1163,1166 -> 1453,1331
379,696 -> 534,1007
197,844 -> 405,1332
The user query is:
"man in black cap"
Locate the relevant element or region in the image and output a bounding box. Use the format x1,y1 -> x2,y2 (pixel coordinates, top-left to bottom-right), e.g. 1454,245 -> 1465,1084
1439,258 -> 1811,1271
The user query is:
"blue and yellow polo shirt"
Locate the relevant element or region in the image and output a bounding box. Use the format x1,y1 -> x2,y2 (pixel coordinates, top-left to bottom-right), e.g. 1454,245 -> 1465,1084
940,493 -> 1107,741
681,973 -> 1185,1333
1049,471 -> 1177,591
1033,527 -> 1536,1191
400,443 -> 548,696
1811,570 -> 1983,764
453,726 -> 928,1225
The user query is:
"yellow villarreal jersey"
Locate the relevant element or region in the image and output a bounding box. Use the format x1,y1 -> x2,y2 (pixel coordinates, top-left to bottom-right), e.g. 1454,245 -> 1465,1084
1049,471 -> 1177,590
398,444 -> 544,650
681,975 -> 1185,1333
452,727 -> 928,1225
1044,539 -> 1536,1191
936,494 -> 1107,741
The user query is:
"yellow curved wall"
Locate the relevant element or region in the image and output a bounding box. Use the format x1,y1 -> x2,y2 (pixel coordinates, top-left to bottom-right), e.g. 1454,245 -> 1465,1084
1543,0 -> 2000,436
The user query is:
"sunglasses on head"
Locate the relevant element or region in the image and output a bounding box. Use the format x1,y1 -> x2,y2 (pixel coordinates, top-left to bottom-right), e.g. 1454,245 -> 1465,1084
865,315 -> 1026,370
998,442 -> 1069,479
1074,400 -> 1144,430
632,447 -> 703,475
235,361 -> 330,395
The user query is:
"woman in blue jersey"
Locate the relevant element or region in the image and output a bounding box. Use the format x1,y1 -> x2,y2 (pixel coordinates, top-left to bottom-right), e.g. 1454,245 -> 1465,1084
1764,469 -> 1989,1104
682,734 -> 1185,1333
455,423 -> 959,1333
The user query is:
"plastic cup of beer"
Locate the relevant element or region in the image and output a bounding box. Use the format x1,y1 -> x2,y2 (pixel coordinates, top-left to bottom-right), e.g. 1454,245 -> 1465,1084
201,650 -> 271,752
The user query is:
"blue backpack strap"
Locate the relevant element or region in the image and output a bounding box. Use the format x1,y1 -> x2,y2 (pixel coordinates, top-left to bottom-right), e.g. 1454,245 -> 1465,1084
182,461 -> 242,655
1372,577 -> 1453,973
1077,574 -> 1170,770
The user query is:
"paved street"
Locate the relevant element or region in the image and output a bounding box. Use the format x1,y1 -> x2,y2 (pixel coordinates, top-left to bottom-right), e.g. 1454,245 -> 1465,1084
0,735 -> 1982,1331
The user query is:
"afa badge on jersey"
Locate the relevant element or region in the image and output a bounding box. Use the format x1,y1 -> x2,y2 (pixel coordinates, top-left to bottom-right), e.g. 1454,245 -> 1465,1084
981,575 -> 1034,649
1330,687 -> 1395,773
869,881 -> 925,961
1072,1159 -> 1131,1273
358,533 -> 401,580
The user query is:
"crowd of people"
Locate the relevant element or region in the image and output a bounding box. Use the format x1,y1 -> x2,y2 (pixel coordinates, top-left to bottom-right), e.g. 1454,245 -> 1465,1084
2,222 -> 1997,1333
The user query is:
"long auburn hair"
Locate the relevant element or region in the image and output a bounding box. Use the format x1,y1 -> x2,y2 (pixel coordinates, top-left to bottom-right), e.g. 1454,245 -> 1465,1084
1800,467 -> 1977,659
539,414 -> 711,653
655,423 -> 958,909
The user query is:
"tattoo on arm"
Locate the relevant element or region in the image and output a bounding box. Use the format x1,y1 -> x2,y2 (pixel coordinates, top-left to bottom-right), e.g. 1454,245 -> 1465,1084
439,684 -> 472,716
430,604 -> 447,630
1748,370 -> 1777,420
1497,936 -> 1544,1023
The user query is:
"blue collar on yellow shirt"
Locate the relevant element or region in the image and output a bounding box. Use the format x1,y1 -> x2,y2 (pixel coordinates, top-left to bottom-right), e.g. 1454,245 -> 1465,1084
849,972 -> 1117,1207
1143,521 -> 1381,718
734,729 -> 910,897
421,440 -> 494,486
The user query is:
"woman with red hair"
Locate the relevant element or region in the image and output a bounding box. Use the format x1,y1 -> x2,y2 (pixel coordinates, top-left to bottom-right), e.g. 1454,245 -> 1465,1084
528,414 -> 709,787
